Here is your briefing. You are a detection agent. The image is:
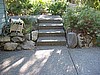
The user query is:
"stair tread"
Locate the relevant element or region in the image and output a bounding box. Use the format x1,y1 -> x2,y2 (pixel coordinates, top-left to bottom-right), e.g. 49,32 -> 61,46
39,29 -> 64,33
37,37 -> 66,42
38,15 -> 62,21
36,46 -> 67,50
39,23 -> 63,27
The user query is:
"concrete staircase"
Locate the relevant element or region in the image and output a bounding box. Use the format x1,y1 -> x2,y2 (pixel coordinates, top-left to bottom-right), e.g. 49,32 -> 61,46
36,15 -> 66,46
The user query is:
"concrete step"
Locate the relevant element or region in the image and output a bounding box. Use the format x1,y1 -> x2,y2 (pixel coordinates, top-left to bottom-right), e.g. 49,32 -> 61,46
37,37 -> 66,46
39,29 -> 65,37
38,15 -> 63,23
38,15 -> 62,20
39,23 -> 63,29
39,33 -> 65,37
36,46 -> 67,50
38,19 -> 62,23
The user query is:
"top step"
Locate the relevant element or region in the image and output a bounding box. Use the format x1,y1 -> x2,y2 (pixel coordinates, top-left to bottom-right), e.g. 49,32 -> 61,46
38,15 -> 63,23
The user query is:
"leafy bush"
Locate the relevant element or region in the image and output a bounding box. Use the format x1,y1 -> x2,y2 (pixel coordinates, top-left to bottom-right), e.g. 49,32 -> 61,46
68,0 -> 100,10
30,0 -> 50,15
21,16 -> 37,34
63,6 -> 100,36
5,0 -> 33,15
84,0 -> 100,10
5,0 -> 51,15
48,0 -> 66,16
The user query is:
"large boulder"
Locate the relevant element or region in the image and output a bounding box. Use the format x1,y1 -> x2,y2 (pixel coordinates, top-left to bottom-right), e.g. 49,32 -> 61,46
10,32 -> 24,37
21,41 -> 35,50
31,30 -> 38,41
0,36 -> 10,42
67,32 -> 77,48
11,36 -> 25,43
4,42 -> 18,50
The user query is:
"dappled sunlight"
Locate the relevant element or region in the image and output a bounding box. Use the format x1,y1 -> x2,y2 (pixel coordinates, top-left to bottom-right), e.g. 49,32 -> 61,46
33,48 -> 78,75
41,39 -> 58,42
76,64 -> 80,69
0,56 -> 24,70
1,58 -> 24,74
66,65 -> 75,72
39,29 -> 63,33
38,15 -> 62,20
35,49 -> 54,59
0,47 -> 84,75
19,49 -> 54,75
40,23 -> 63,26
0,49 -> 54,75
56,50 -> 62,55
19,56 -> 37,74
45,31 -> 61,33
0,60 -> 11,70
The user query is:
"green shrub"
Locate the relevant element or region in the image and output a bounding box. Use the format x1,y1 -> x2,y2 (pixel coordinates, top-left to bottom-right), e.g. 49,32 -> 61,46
5,0 -> 33,15
21,16 -> 37,34
30,0 -> 48,15
48,0 -> 66,16
63,5 -> 100,36
69,0 -> 100,11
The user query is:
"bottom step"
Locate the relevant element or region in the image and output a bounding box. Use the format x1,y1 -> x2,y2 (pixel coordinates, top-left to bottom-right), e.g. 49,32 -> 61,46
36,41 -> 66,46
37,37 -> 66,46
36,46 -> 67,50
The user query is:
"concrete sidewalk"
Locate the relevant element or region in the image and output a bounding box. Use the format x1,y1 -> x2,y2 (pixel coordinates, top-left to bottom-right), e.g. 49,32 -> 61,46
0,46 -> 100,75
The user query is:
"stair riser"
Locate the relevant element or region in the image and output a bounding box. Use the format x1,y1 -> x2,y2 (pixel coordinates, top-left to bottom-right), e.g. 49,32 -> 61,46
39,26 -> 63,29
37,41 -> 66,46
39,20 -> 62,23
39,33 -> 65,37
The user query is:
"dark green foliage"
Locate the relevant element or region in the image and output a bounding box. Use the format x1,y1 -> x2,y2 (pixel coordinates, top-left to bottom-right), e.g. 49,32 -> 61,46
21,16 -> 37,34
5,0 -> 50,15
72,0 -> 100,10
84,0 -> 100,10
63,5 -> 100,36
30,0 -> 48,15
48,1 -> 66,16
5,0 -> 33,15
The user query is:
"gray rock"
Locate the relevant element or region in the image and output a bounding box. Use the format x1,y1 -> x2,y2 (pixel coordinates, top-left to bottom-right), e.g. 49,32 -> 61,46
31,30 -> 38,41
77,33 -> 84,48
77,34 -> 93,48
0,36 -> 10,42
11,36 -> 25,43
4,42 -> 18,50
10,32 -> 24,37
21,41 -> 35,50
25,33 -> 31,40
0,43 -> 4,48
85,35 -> 93,47
17,46 -> 22,50
67,32 -> 77,48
